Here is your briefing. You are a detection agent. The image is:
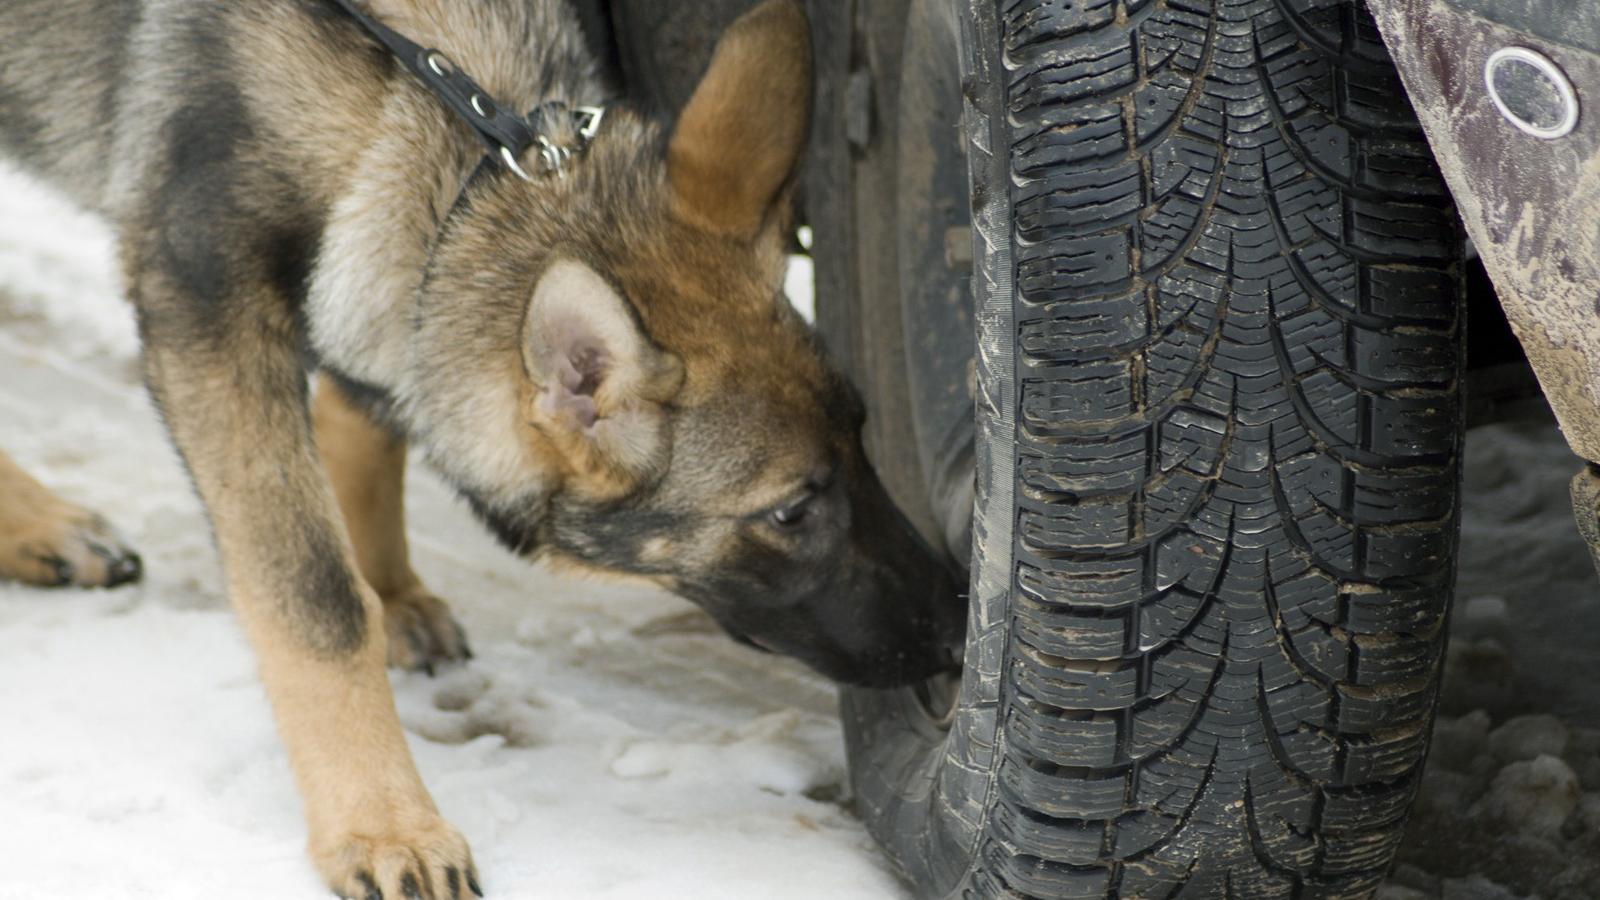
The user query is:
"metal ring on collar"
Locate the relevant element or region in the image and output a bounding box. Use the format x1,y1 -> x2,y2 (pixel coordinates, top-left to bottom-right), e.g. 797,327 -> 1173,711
499,146 -> 535,182
536,137 -> 571,177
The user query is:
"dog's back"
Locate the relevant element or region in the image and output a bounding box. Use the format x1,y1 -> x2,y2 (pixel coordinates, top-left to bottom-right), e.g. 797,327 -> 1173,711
0,0 -> 137,210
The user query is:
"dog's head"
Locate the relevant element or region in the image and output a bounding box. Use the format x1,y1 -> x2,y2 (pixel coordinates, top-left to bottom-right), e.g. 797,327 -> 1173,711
415,0 -> 963,687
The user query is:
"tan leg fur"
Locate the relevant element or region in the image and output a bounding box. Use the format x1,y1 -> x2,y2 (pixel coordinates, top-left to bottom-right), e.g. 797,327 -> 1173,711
314,379 -> 470,673
245,586 -> 475,899
134,278 -> 476,897
0,449 -> 141,588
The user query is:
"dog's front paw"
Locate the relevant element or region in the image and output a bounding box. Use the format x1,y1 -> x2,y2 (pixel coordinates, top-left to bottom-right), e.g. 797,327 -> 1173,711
0,506 -> 142,589
383,586 -> 472,675
317,819 -> 481,900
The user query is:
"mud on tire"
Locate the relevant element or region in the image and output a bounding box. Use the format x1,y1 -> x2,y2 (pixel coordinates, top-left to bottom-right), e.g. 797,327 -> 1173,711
838,0 -> 1466,896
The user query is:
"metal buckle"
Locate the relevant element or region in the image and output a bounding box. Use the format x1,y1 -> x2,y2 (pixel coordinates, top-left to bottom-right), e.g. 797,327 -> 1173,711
575,106 -> 606,142
499,104 -> 607,181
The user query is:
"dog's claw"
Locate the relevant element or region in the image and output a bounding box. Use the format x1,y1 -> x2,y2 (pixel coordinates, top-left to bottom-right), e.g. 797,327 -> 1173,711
2,509 -> 143,590
468,870 -> 484,897
42,553 -> 74,586
84,530 -> 143,587
316,815 -> 472,900
104,548 -> 143,586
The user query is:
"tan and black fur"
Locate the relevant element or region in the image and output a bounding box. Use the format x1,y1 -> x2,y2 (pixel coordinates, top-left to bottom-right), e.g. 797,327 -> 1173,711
0,1 -> 961,895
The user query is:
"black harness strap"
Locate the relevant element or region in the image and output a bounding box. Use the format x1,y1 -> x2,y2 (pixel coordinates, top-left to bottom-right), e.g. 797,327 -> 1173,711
328,0 -> 601,179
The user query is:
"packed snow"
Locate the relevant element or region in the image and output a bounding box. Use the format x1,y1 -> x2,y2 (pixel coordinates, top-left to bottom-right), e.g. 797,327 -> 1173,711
1383,422 -> 1600,900
2,164 -> 1598,900
0,167 -> 900,900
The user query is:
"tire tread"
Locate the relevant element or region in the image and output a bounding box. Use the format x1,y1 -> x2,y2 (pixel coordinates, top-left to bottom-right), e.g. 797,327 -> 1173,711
985,0 -> 1461,897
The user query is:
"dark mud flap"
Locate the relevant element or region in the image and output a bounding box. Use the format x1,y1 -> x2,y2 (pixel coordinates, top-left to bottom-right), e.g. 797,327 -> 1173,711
1570,463 -> 1600,579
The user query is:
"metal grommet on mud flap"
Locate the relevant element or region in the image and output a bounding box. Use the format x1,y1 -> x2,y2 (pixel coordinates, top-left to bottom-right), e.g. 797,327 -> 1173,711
1486,46 -> 1580,140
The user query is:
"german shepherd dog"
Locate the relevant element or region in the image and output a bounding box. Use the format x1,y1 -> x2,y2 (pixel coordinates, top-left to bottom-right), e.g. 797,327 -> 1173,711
0,0 -> 961,894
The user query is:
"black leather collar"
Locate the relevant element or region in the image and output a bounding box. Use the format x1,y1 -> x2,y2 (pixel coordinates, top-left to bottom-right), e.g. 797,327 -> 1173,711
329,0 -> 603,180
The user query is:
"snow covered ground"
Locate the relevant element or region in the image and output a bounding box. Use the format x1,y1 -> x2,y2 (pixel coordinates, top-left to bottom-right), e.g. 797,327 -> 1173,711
1384,422 -> 1600,900
2,165 -> 1598,900
0,168 -> 900,900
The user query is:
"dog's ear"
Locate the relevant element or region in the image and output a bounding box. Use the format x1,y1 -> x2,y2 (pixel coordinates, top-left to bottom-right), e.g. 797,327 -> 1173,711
667,0 -> 812,238
524,260 -> 683,481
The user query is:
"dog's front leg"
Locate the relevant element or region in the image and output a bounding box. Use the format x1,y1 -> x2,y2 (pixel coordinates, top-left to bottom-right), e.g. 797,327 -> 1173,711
136,282 -> 479,899
314,377 -> 471,674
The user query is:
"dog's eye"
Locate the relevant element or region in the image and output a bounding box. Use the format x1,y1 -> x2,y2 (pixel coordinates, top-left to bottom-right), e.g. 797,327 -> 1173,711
771,495 -> 812,528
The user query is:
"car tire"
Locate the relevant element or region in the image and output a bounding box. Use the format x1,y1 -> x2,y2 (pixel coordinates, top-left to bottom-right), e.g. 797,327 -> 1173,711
822,0 -> 1467,896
